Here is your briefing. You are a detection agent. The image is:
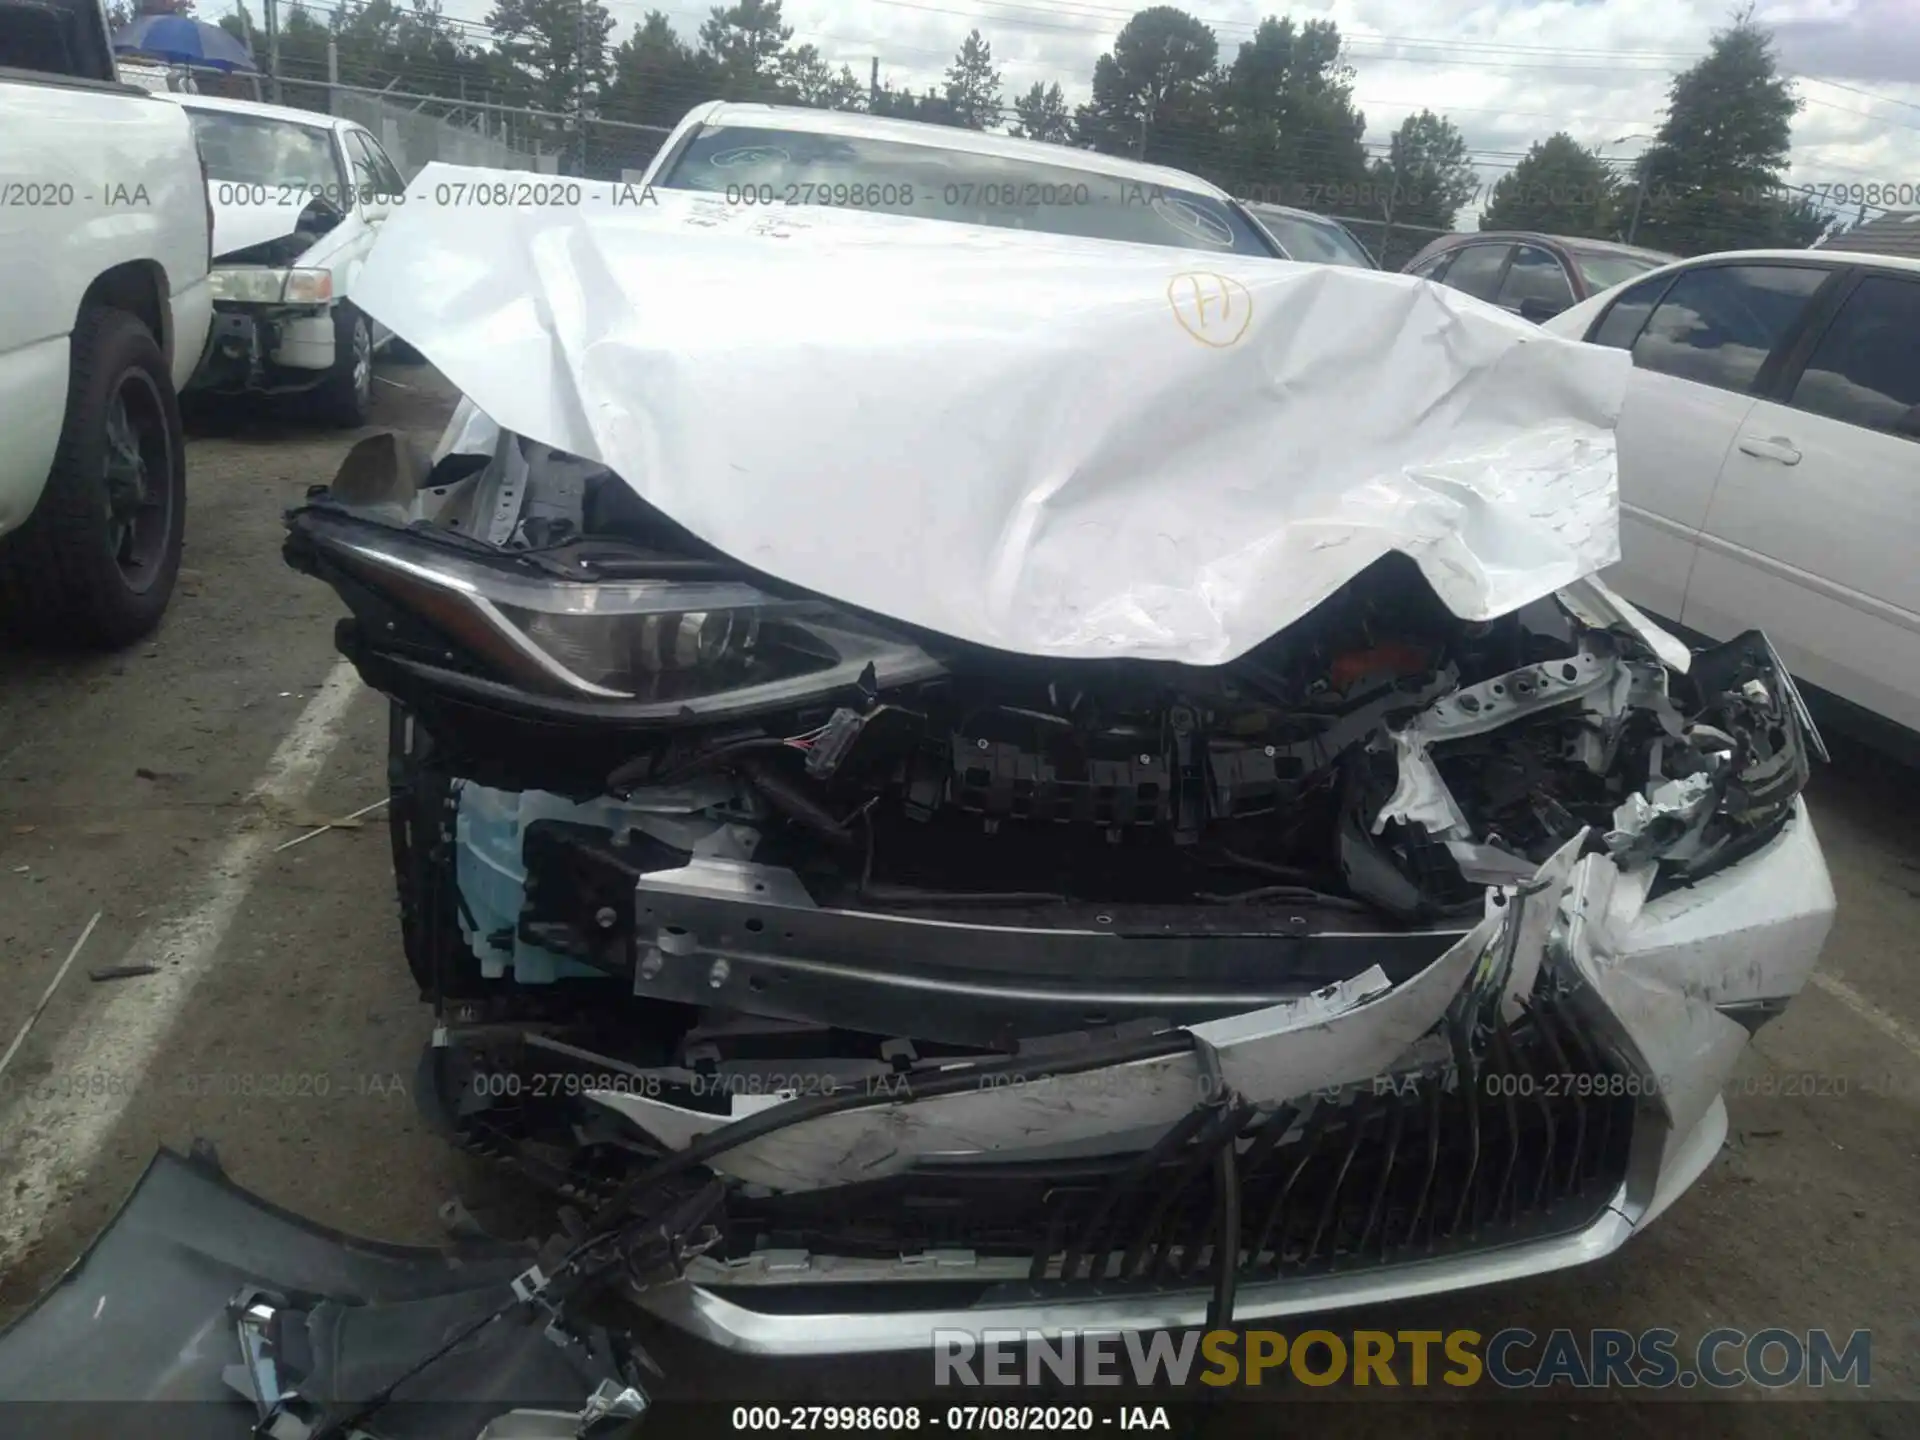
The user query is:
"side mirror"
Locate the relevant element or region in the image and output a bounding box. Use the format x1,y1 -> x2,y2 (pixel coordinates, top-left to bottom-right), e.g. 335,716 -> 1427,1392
1519,297 -> 1570,324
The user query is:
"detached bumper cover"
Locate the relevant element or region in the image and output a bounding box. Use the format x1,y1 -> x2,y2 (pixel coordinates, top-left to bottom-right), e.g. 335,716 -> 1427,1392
0,1148 -> 642,1437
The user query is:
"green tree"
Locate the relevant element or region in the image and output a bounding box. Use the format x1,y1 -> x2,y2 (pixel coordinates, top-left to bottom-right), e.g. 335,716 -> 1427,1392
1370,108 -> 1477,240
1218,17 -> 1367,206
1010,81 -> 1071,144
943,29 -> 1001,130
1479,133 -> 1620,237
1074,6 -> 1219,173
1632,10 -> 1827,253
776,43 -> 865,111
606,11 -> 713,129
698,0 -> 789,99
485,0 -> 614,116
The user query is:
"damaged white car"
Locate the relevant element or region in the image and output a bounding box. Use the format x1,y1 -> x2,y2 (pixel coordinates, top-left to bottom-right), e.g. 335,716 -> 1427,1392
293,171 -> 1835,1345
243,169 -> 1843,1412
173,94 -> 408,425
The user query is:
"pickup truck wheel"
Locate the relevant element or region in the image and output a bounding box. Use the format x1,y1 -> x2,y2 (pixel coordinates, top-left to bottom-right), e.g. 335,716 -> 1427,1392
0,305 -> 184,648
317,304 -> 374,427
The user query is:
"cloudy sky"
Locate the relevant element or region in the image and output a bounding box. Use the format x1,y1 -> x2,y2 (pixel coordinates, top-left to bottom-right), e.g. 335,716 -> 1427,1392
441,0 -> 1920,224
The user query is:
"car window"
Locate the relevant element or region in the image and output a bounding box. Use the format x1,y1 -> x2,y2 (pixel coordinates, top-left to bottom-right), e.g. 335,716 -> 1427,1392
352,131 -> 408,197
1250,207 -> 1375,267
1496,245 -> 1575,312
1589,273 -> 1671,350
188,109 -> 345,192
346,131 -> 406,201
660,125 -> 1278,256
1788,274 -> 1920,438
1629,264 -> 1828,394
1438,244 -> 1512,302
0,0 -> 117,82
1408,250 -> 1453,281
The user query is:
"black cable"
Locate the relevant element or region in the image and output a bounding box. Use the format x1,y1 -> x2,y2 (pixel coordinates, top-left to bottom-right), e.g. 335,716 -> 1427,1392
1194,1038 -> 1243,1330
320,1026 -> 1203,1439
308,1294 -> 524,1440
606,736 -> 792,791
572,1026 -> 1202,1246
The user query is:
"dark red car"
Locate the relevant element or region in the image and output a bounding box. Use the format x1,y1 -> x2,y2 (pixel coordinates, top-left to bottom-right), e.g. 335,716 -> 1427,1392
1402,231 -> 1675,322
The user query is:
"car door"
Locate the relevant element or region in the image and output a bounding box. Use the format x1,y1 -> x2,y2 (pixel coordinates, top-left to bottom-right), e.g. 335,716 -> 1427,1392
1684,268 -> 1920,731
340,128 -> 405,343
1491,243 -> 1576,322
1580,260 -> 1833,626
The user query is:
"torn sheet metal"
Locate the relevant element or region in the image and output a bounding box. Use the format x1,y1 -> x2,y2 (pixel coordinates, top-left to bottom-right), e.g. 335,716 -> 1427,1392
1557,574 -> 1691,674
1559,799 -> 1833,1148
1371,640 -> 1628,840
586,918 -> 1497,1192
354,164 -> 1630,664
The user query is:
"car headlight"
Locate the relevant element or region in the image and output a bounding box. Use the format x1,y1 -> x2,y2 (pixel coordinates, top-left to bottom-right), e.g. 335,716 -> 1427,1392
208,266 -> 333,304
281,268 -> 335,304
317,522 -> 942,709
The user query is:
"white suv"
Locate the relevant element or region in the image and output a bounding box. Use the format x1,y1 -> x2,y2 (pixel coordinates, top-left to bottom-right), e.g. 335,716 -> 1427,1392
1541,249 -> 1920,743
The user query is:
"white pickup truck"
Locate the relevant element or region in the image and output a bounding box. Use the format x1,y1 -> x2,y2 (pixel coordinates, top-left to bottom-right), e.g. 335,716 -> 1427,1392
0,0 -> 212,647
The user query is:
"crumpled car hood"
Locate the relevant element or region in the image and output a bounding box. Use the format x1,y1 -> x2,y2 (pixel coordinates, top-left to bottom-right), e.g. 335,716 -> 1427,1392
209,191 -> 316,262
353,164 -> 1632,664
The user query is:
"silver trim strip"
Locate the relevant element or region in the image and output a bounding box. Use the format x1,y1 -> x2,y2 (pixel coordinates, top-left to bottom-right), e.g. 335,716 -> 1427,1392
636,1191 -> 1638,1355
1618,501 -> 1698,543
1689,528 -> 1920,639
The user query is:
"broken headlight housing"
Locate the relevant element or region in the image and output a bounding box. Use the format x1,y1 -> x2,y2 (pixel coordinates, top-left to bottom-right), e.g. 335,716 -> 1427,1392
322,524 -> 942,708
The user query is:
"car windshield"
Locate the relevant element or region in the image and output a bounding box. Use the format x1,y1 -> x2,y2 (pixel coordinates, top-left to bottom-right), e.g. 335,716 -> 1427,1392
660,124 -> 1277,256
188,109 -> 340,190
1571,250 -> 1664,292
1250,207 -> 1375,267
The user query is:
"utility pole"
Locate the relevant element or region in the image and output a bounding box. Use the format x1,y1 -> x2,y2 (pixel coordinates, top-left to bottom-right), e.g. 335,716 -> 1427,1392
1611,133 -> 1654,246
869,56 -> 878,109
265,0 -> 281,104
1625,167 -> 1650,245
573,0 -> 588,175
325,37 -> 337,114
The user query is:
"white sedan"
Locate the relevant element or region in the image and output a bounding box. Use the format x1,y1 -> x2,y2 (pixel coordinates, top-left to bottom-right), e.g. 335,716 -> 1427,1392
1541,248 -> 1920,744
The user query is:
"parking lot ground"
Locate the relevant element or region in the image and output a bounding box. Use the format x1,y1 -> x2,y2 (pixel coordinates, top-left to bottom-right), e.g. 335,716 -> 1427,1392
1,365 -> 1917,1431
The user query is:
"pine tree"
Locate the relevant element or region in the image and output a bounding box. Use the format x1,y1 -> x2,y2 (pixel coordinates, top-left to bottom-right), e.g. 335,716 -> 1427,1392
1010,82 -> 1072,144
943,29 -> 1002,130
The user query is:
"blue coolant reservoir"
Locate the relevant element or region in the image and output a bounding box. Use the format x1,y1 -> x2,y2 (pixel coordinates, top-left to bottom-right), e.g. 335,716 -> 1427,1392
453,780 -> 757,983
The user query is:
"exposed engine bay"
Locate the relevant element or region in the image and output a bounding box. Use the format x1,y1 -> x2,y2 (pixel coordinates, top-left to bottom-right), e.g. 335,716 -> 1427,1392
286,423 -> 1823,1142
